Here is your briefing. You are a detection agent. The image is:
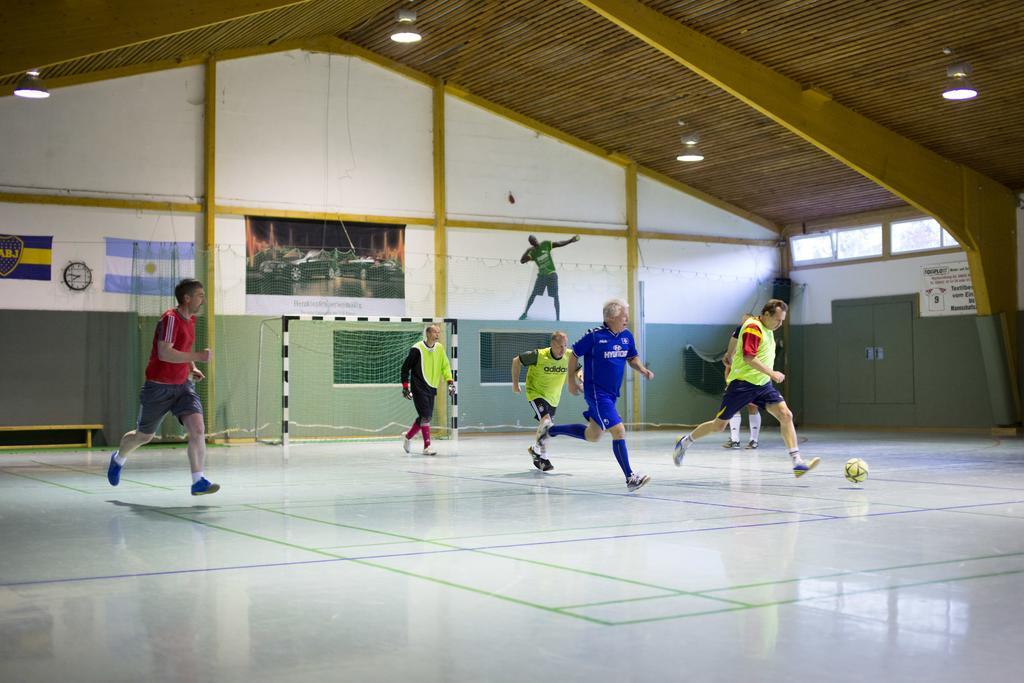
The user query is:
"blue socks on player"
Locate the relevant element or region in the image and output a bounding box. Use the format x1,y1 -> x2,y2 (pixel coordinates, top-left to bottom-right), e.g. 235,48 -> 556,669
612,439 -> 631,478
549,423 -> 587,440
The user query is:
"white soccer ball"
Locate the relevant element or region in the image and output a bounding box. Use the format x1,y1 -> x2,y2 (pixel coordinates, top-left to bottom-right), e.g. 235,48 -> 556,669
844,458 -> 869,484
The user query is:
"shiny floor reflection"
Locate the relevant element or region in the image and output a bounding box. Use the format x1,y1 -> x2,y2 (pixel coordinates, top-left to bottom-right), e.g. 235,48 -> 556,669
1,430 -> 1023,681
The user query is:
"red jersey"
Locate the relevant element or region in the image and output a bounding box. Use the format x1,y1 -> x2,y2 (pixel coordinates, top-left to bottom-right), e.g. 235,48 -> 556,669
145,308 -> 196,384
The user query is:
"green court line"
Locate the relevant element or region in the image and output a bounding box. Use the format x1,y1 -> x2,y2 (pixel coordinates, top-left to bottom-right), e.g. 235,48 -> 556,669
31,460 -> 175,491
601,567 -> 1024,626
146,507 -> 613,626
556,550 -> 1024,610
246,504 -> 752,609
0,468 -> 95,494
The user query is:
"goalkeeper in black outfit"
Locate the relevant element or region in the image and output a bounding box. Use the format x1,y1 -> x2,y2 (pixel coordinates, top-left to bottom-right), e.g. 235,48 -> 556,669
400,324 -> 455,455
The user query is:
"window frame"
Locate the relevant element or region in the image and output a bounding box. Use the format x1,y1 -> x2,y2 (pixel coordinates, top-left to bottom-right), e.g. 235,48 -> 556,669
790,215 -> 962,271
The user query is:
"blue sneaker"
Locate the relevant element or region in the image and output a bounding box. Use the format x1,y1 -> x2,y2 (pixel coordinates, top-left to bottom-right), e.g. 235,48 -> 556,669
793,457 -> 821,478
107,452 -> 122,486
673,435 -> 691,467
190,478 -> 221,496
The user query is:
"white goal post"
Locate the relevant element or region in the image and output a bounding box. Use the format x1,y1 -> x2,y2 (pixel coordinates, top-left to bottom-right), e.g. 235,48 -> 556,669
281,315 -> 458,447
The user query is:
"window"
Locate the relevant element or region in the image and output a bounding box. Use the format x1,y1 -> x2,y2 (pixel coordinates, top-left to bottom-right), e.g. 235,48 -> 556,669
480,331 -> 553,383
891,218 -> 957,253
790,233 -> 834,265
791,217 -> 959,267
835,224 -> 882,260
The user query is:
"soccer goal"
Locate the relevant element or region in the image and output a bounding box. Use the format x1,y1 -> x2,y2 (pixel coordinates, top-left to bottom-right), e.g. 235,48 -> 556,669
279,316 -> 458,446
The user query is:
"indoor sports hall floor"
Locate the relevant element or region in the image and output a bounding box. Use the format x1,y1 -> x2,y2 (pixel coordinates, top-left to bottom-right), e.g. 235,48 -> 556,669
2,429 -> 1022,682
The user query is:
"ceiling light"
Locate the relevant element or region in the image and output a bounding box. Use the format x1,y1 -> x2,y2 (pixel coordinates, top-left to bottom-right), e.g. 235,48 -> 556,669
680,132 -> 701,146
390,7 -> 422,43
13,70 -> 49,99
676,147 -> 704,162
942,62 -> 977,101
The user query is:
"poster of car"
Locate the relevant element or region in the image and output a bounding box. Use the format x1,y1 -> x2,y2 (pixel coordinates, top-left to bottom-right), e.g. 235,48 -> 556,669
245,216 -> 406,315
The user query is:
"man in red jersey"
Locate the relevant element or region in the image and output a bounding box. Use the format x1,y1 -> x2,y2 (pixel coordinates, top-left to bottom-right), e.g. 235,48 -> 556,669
107,278 -> 218,495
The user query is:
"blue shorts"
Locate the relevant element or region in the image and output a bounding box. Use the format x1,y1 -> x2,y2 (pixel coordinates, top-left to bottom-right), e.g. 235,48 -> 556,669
137,380 -> 203,434
583,392 -> 622,430
716,380 -> 783,421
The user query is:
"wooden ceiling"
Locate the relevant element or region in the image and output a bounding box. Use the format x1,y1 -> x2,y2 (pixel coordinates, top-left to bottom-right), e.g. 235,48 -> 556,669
6,0 -> 1024,228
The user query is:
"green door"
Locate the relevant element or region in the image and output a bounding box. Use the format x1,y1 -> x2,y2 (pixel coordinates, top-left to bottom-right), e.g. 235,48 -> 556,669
835,299 -> 915,405
835,303 -> 875,403
873,301 -> 915,404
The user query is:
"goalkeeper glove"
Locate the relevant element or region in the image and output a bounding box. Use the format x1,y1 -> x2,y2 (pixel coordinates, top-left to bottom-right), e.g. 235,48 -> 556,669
402,384 -> 412,400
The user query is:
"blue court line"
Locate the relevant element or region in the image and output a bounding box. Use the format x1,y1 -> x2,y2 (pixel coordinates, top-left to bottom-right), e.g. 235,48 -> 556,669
6,497 -> 1020,590
406,469 -> 840,518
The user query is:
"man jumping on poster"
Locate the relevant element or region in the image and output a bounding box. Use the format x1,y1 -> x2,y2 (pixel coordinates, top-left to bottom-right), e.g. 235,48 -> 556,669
519,234 -> 580,321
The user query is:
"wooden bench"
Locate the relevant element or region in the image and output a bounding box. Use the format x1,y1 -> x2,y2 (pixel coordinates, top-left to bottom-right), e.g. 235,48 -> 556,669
0,424 -> 104,450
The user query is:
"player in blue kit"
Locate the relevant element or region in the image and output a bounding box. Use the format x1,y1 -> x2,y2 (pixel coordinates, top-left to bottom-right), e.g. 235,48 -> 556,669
536,299 -> 655,491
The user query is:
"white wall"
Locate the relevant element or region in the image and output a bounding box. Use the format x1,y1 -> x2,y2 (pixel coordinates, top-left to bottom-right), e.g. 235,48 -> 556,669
0,67 -> 203,203
446,228 -> 627,321
639,240 -> 779,324
638,175 -> 777,239
0,202 -> 200,312
445,96 -> 625,230
789,252 -> 974,324
216,51 -> 434,217
0,51 -> 790,321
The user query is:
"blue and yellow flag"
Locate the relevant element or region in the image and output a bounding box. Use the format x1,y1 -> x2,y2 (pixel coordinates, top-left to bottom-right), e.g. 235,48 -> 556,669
0,235 -> 53,281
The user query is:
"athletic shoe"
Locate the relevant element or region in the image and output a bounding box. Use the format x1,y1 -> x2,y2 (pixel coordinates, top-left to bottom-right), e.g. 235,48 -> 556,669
626,472 -> 650,492
672,435 -> 691,467
190,478 -> 220,495
528,445 -> 554,472
402,436 -> 411,453
746,440 -> 759,450
518,313 -> 528,320
107,452 -> 122,486
792,457 -> 820,478
722,440 -> 741,449
422,445 -> 437,456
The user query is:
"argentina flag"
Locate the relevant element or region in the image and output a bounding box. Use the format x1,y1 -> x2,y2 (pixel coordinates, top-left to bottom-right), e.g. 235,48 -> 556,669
104,238 -> 195,295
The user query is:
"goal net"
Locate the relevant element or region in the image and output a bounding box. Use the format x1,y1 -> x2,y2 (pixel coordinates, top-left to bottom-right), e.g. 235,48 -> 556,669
273,316 -> 458,445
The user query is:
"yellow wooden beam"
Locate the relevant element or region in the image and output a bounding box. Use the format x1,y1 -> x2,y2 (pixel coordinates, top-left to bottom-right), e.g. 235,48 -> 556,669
433,78 -> 447,318
1,0 -> 314,78
0,191 -> 201,213
215,204 -> 434,225
625,162 -> 642,424
203,56 -> 217,438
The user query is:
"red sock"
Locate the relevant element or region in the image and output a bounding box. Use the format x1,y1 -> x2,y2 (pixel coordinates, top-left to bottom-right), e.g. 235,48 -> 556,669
405,422 -> 421,440
421,424 -> 431,446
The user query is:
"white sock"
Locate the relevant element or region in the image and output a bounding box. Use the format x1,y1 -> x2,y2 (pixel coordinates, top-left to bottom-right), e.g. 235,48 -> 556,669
191,471 -> 204,484
749,412 -> 762,442
788,449 -> 801,463
729,413 -> 741,441
113,452 -> 127,466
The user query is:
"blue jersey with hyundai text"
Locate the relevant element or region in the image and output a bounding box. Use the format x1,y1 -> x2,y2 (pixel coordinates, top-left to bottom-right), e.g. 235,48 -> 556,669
572,324 -> 638,399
